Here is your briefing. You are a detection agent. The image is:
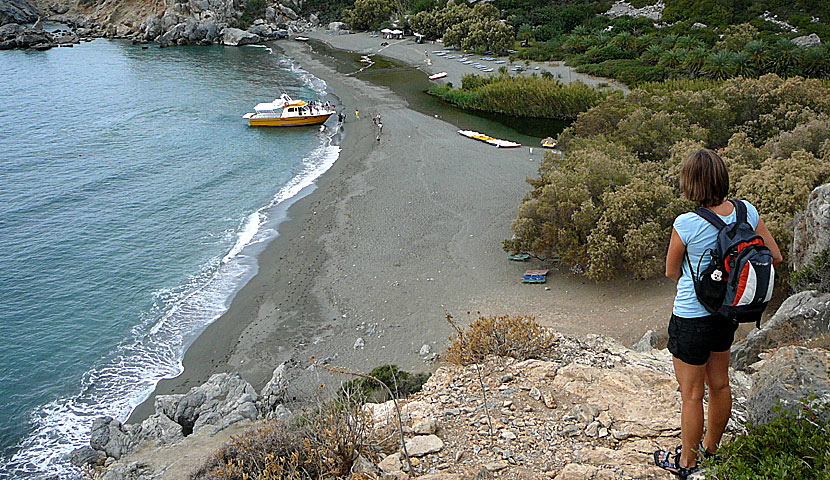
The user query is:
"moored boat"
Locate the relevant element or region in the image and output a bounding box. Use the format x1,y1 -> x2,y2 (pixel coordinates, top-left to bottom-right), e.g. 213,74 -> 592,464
458,129 -> 521,148
429,72 -> 447,80
243,94 -> 334,127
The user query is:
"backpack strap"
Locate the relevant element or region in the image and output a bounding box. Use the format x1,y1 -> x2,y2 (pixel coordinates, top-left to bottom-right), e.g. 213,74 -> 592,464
692,206 -> 727,229
731,199 -> 747,225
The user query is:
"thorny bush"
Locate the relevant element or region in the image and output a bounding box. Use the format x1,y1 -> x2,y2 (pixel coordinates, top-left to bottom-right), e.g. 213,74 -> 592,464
445,314 -> 555,365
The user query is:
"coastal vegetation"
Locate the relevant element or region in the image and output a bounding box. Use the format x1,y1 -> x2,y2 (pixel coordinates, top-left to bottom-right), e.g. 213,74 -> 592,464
342,364 -> 430,402
704,404 -> 830,479
410,3 -> 514,54
445,314 -> 556,364
505,74 -> 830,280
428,73 -> 610,119
190,391 -> 379,480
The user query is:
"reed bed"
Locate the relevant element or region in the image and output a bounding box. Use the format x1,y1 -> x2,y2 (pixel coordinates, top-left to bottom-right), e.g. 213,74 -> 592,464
428,74 -> 609,119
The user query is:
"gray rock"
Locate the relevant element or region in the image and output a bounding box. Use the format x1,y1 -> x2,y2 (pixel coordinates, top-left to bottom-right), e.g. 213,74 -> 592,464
308,13 -> 319,26
258,362 -> 288,417
792,33 -> 821,48
134,413 -> 184,447
156,22 -> 185,46
53,32 -> 79,44
354,337 -> 365,349
69,446 -> 106,467
351,454 -> 380,475
328,21 -> 348,31
404,434 -> 444,456
277,4 -> 297,20
419,344 -> 431,356
222,27 -> 260,46
792,183 -> 830,272
604,0 -> 665,21
265,6 -> 276,22
173,372 -> 259,435
248,23 -> 274,38
691,22 -> 707,29
731,291 -> 830,370
630,329 -> 656,352
746,346 -> 830,426
90,417 -> 136,460
153,394 -> 183,421
100,461 -> 156,480
0,0 -> 39,26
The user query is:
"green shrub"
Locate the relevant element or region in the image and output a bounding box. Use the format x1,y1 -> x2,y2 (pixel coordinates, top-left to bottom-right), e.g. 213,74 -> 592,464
790,248 -> 830,293
342,365 -> 430,403
237,0 -> 266,30
704,405 -> 830,480
508,75 -> 830,280
343,0 -> 393,30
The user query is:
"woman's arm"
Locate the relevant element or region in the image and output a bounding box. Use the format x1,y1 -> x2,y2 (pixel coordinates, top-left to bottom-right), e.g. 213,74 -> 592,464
665,227 -> 686,283
756,218 -> 784,266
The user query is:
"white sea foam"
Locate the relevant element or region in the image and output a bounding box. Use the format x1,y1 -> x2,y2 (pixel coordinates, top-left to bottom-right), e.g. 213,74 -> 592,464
2,80 -> 342,480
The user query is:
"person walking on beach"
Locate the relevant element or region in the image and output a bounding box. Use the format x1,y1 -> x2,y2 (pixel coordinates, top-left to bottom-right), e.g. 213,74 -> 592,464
655,149 -> 782,479
355,108 -> 360,120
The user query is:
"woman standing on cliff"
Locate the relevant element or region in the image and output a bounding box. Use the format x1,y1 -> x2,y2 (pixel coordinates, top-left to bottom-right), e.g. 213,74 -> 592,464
655,149 -> 783,478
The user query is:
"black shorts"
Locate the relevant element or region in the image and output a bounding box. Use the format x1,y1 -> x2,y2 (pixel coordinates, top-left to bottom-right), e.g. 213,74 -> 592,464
667,314 -> 738,366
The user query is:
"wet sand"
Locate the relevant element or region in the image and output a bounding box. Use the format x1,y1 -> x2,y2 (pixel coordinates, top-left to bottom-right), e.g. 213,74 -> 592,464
130,34 -> 672,423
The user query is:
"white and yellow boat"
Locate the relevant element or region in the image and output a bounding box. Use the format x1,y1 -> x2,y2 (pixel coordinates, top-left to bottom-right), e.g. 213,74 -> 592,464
243,94 -> 334,127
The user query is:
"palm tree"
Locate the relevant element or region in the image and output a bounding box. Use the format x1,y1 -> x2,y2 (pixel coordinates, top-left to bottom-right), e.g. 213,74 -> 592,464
613,31 -> 636,52
642,44 -> 662,65
800,45 -> 828,77
703,50 -> 735,79
675,35 -> 694,49
731,51 -> 755,78
683,47 -> 708,76
744,40 -> 767,73
662,33 -> 678,49
772,38 -> 801,76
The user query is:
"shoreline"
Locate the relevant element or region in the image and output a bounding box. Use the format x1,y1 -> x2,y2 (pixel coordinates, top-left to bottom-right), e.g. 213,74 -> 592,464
130,34 -> 674,424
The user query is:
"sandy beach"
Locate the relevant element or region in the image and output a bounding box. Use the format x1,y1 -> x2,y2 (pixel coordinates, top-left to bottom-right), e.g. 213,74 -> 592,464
130,32 -> 672,423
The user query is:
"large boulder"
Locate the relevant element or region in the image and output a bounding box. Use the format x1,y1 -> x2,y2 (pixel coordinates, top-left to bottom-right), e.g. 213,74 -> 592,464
133,413 -> 184,447
328,21 -> 348,31
90,417 -> 137,460
731,290 -> 830,370
221,27 -> 260,46
257,362 -> 288,417
277,4 -> 297,20
746,346 -> 830,426
0,0 -> 39,26
792,33 -> 821,49
792,183 -> 830,271
172,372 -> 259,435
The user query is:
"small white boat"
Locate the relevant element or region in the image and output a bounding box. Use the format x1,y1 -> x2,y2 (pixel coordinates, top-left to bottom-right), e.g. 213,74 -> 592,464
429,72 -> 448,81
294,36 -> 309,42
458,130 -> 521,148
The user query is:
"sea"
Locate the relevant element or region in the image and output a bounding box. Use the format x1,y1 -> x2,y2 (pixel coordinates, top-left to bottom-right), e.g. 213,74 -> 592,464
0,39 -> 340,478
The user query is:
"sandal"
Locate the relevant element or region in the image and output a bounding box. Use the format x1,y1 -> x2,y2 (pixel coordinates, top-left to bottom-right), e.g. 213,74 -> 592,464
699,442 -> 722,461
654,448 -> 700,479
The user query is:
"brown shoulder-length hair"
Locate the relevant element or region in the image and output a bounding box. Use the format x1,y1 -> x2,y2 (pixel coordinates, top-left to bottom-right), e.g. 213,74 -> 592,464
679,149 -> 729,207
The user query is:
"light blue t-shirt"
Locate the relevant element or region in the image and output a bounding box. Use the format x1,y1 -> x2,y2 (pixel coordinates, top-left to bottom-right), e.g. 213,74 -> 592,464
672,200 -> 760,318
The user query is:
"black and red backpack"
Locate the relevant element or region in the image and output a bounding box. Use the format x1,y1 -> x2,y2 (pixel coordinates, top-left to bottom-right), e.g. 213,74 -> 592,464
686,200 -> 775,327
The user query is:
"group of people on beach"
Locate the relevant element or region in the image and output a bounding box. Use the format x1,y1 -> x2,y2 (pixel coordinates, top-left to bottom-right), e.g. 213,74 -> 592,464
657,148 -> 782,478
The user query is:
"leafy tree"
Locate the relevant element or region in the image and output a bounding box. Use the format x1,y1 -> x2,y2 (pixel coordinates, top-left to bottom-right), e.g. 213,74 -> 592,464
343,0 -> 393,30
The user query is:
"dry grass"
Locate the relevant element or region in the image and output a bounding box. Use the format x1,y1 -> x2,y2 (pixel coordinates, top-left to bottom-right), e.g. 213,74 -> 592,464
189,388 -> 378,480
445,314 -> 555,365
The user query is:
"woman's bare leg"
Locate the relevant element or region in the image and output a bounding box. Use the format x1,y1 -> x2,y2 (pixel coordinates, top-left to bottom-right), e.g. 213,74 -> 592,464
673,356 -> 706,469
702,350 -> 732,453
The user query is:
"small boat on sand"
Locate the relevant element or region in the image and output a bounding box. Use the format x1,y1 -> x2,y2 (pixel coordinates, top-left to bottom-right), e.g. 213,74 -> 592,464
429,72 -> 447,81
243,93 -> 333,127
293,36 -> 309,42
458,129 -> 521,148
541,137 -> 557,149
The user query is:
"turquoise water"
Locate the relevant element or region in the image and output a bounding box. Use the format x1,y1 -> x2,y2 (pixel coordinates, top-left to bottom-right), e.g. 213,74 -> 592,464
0,40 -> 339,478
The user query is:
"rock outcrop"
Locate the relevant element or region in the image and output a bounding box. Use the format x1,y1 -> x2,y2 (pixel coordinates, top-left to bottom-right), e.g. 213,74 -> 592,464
731,290 -> 830,370
80,367 -> 291,471
604,1 -> 665,21
792,183 -> 830,271
0,0 -> 40,26
746,346 -> 830,426
792,33 -> 822,48
363,334 -> 749,479
0,22 -> 68,49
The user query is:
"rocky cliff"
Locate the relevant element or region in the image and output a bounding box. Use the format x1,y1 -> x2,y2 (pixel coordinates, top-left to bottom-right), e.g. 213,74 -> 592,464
0,0 -> 317,49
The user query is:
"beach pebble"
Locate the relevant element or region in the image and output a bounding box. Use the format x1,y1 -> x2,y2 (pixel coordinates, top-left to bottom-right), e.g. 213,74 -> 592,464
419,344 -> 431,356
354,337 -> 365,349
